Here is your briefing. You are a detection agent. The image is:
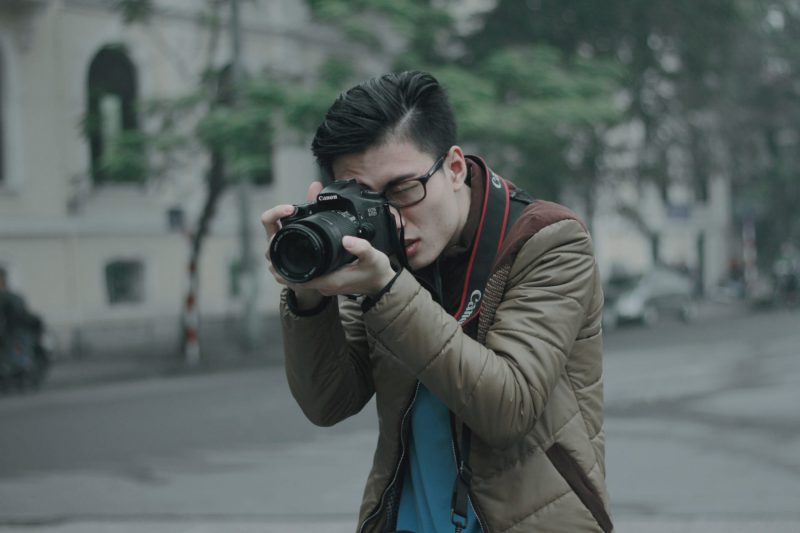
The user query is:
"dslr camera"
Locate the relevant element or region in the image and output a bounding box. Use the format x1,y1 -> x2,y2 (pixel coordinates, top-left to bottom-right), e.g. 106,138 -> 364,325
269,180 -> 398,283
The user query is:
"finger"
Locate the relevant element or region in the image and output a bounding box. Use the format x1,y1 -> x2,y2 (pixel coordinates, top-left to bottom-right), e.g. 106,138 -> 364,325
306,181 -> 324,203
299,270 -> 345,295
260,204 -> 296,239
266,264 -> 283,281
342,236 -> 375,262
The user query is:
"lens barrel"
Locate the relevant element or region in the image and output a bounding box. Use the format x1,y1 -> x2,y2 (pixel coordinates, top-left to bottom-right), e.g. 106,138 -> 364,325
270,211 -> 359,282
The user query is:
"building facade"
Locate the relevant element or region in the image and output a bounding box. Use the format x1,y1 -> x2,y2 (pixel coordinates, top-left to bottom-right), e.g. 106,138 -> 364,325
0,0 -> 374,357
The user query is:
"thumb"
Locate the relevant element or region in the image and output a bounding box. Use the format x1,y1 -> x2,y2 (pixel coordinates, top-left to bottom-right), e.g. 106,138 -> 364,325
342,236 -> 374,260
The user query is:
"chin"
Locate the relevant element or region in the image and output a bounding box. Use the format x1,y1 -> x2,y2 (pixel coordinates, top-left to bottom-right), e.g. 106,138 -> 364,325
407,259 -> 425,271
407,252 -> 436,271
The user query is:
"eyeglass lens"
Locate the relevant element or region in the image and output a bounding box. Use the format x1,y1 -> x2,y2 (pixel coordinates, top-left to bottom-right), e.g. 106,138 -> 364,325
385,181 -> 425,207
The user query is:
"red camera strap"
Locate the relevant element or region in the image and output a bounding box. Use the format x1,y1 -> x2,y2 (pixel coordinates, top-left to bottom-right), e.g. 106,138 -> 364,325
452,157 -> 511,326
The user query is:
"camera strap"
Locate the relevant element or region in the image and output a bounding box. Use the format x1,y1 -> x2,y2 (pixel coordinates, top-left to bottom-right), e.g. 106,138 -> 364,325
449,157 -> 532,532
452,159 -> 512,327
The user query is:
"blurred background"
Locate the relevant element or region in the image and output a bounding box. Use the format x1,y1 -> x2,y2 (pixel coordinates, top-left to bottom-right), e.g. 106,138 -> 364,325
0,1 -> 798,532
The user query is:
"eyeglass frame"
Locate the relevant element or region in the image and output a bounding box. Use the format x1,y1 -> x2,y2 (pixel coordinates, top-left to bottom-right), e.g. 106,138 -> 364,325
381,153 -> 448,209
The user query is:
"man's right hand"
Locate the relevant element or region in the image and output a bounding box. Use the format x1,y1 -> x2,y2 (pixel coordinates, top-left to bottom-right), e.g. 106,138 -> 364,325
261,181 -> 326,310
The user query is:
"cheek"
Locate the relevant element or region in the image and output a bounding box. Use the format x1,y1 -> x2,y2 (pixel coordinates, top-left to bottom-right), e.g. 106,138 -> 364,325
401,196 -> 458,244
419,210 -> 453,246
394,207 -> 421,234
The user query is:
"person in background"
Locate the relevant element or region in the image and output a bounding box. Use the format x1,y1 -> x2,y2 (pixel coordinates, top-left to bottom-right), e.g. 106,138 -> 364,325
0,267 -> 48,389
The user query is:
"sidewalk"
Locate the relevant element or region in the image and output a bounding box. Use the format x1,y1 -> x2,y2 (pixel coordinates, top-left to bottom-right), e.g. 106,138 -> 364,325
693,297 -> 750,321
23,312 -> 288,393
25,298 -> 750,394
38,349 -> 280,392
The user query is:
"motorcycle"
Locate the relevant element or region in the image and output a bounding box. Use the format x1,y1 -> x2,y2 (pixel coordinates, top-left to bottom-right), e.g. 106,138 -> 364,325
0,316 -> 51,392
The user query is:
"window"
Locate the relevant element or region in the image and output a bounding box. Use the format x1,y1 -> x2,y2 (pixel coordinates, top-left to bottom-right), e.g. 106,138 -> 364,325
86,45 -> 142,184
105,259 -> 145,305
166,205 -> 184,231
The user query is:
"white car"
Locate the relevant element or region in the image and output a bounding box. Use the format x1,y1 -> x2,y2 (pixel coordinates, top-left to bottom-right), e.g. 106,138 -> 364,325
603,266 -> 698,329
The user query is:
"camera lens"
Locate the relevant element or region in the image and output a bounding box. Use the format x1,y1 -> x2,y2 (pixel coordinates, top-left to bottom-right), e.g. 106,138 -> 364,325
270,211 -> 359,282
278,229 -> 323,279
270,225 -> 325,283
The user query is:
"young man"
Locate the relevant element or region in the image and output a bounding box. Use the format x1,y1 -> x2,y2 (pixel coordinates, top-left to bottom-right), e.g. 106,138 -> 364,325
262,71 -> 611,532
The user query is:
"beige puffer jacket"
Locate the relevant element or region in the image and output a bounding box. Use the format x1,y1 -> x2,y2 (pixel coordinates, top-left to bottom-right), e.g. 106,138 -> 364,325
281,179 -> 610,532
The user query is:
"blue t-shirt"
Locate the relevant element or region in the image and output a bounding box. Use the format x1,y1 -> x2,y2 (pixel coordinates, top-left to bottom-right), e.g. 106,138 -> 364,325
396,384 -> 482,533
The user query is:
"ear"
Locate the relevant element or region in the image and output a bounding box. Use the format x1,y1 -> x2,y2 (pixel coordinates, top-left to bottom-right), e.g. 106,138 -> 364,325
446,145 -> 468,191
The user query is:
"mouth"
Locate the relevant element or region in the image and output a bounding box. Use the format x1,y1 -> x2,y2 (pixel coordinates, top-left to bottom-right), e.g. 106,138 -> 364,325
404,238 -> 421,256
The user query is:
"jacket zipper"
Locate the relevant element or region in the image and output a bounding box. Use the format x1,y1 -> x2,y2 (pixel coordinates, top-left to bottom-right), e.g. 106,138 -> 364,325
450,417 -> 488,532
358,382 -> 420,533
469,490 -> 489,532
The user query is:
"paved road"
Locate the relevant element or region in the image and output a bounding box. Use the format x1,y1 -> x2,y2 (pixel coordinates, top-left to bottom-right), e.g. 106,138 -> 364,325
603,308 -> 800,528
1,307 -> 798,532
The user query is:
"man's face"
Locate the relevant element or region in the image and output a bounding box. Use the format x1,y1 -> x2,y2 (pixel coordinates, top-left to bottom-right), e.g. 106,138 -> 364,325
331,140 -> 469,270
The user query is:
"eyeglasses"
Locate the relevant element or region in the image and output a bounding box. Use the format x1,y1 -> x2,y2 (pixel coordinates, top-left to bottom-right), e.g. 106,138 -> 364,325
382,154 -> 446,209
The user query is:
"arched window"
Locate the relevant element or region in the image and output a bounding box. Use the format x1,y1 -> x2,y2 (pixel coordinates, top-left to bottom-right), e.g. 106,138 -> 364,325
86,45 -> 141,184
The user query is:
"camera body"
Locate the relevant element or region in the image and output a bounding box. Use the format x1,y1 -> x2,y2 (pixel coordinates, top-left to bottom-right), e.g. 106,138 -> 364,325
269,179 -> 397,283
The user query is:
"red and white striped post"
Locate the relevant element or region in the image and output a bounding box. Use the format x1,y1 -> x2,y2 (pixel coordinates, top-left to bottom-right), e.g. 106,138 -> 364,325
183,259 -> 200,365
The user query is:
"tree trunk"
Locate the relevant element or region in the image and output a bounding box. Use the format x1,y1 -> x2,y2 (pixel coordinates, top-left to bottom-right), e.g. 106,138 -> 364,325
180,150 -> 226,364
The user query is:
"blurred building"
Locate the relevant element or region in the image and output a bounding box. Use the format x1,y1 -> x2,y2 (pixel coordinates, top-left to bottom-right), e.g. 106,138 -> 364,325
0,0 -> 381,357
584,119 -> 734,296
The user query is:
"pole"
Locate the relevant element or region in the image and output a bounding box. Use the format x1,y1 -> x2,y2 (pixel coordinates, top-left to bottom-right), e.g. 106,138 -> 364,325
230,0 -> 259,351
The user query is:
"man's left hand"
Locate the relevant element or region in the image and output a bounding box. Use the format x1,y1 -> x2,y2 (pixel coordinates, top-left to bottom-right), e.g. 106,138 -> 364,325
296,236 -> 396,298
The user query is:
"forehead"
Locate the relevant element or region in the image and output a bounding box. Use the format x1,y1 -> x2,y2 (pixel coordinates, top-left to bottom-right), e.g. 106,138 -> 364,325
331,141 -> 434,191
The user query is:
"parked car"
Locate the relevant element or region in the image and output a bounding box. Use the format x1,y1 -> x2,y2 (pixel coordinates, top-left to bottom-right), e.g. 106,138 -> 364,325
602,265 -> 697,329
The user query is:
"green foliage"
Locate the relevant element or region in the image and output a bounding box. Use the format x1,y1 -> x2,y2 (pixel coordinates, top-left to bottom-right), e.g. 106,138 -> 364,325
712,0 -> 800,263
113,0 -> 154,25
465,0 -> 800,263
99,0 -> 800,291
309,0 -> 447,37
96,130 -> 149,184
308,0 -> 451,61
195,99 -> 275,181
467,0 -> 745,184
426,44 -> 622,198
308,0 -> 624,198
246,59 -> 355,136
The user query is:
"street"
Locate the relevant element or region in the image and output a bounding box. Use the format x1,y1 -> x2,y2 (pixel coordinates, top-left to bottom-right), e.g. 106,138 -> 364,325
1,306 -> 799,532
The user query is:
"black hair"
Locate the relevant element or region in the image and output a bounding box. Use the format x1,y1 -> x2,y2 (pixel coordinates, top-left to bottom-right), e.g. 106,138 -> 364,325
311,71 -> 457,181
